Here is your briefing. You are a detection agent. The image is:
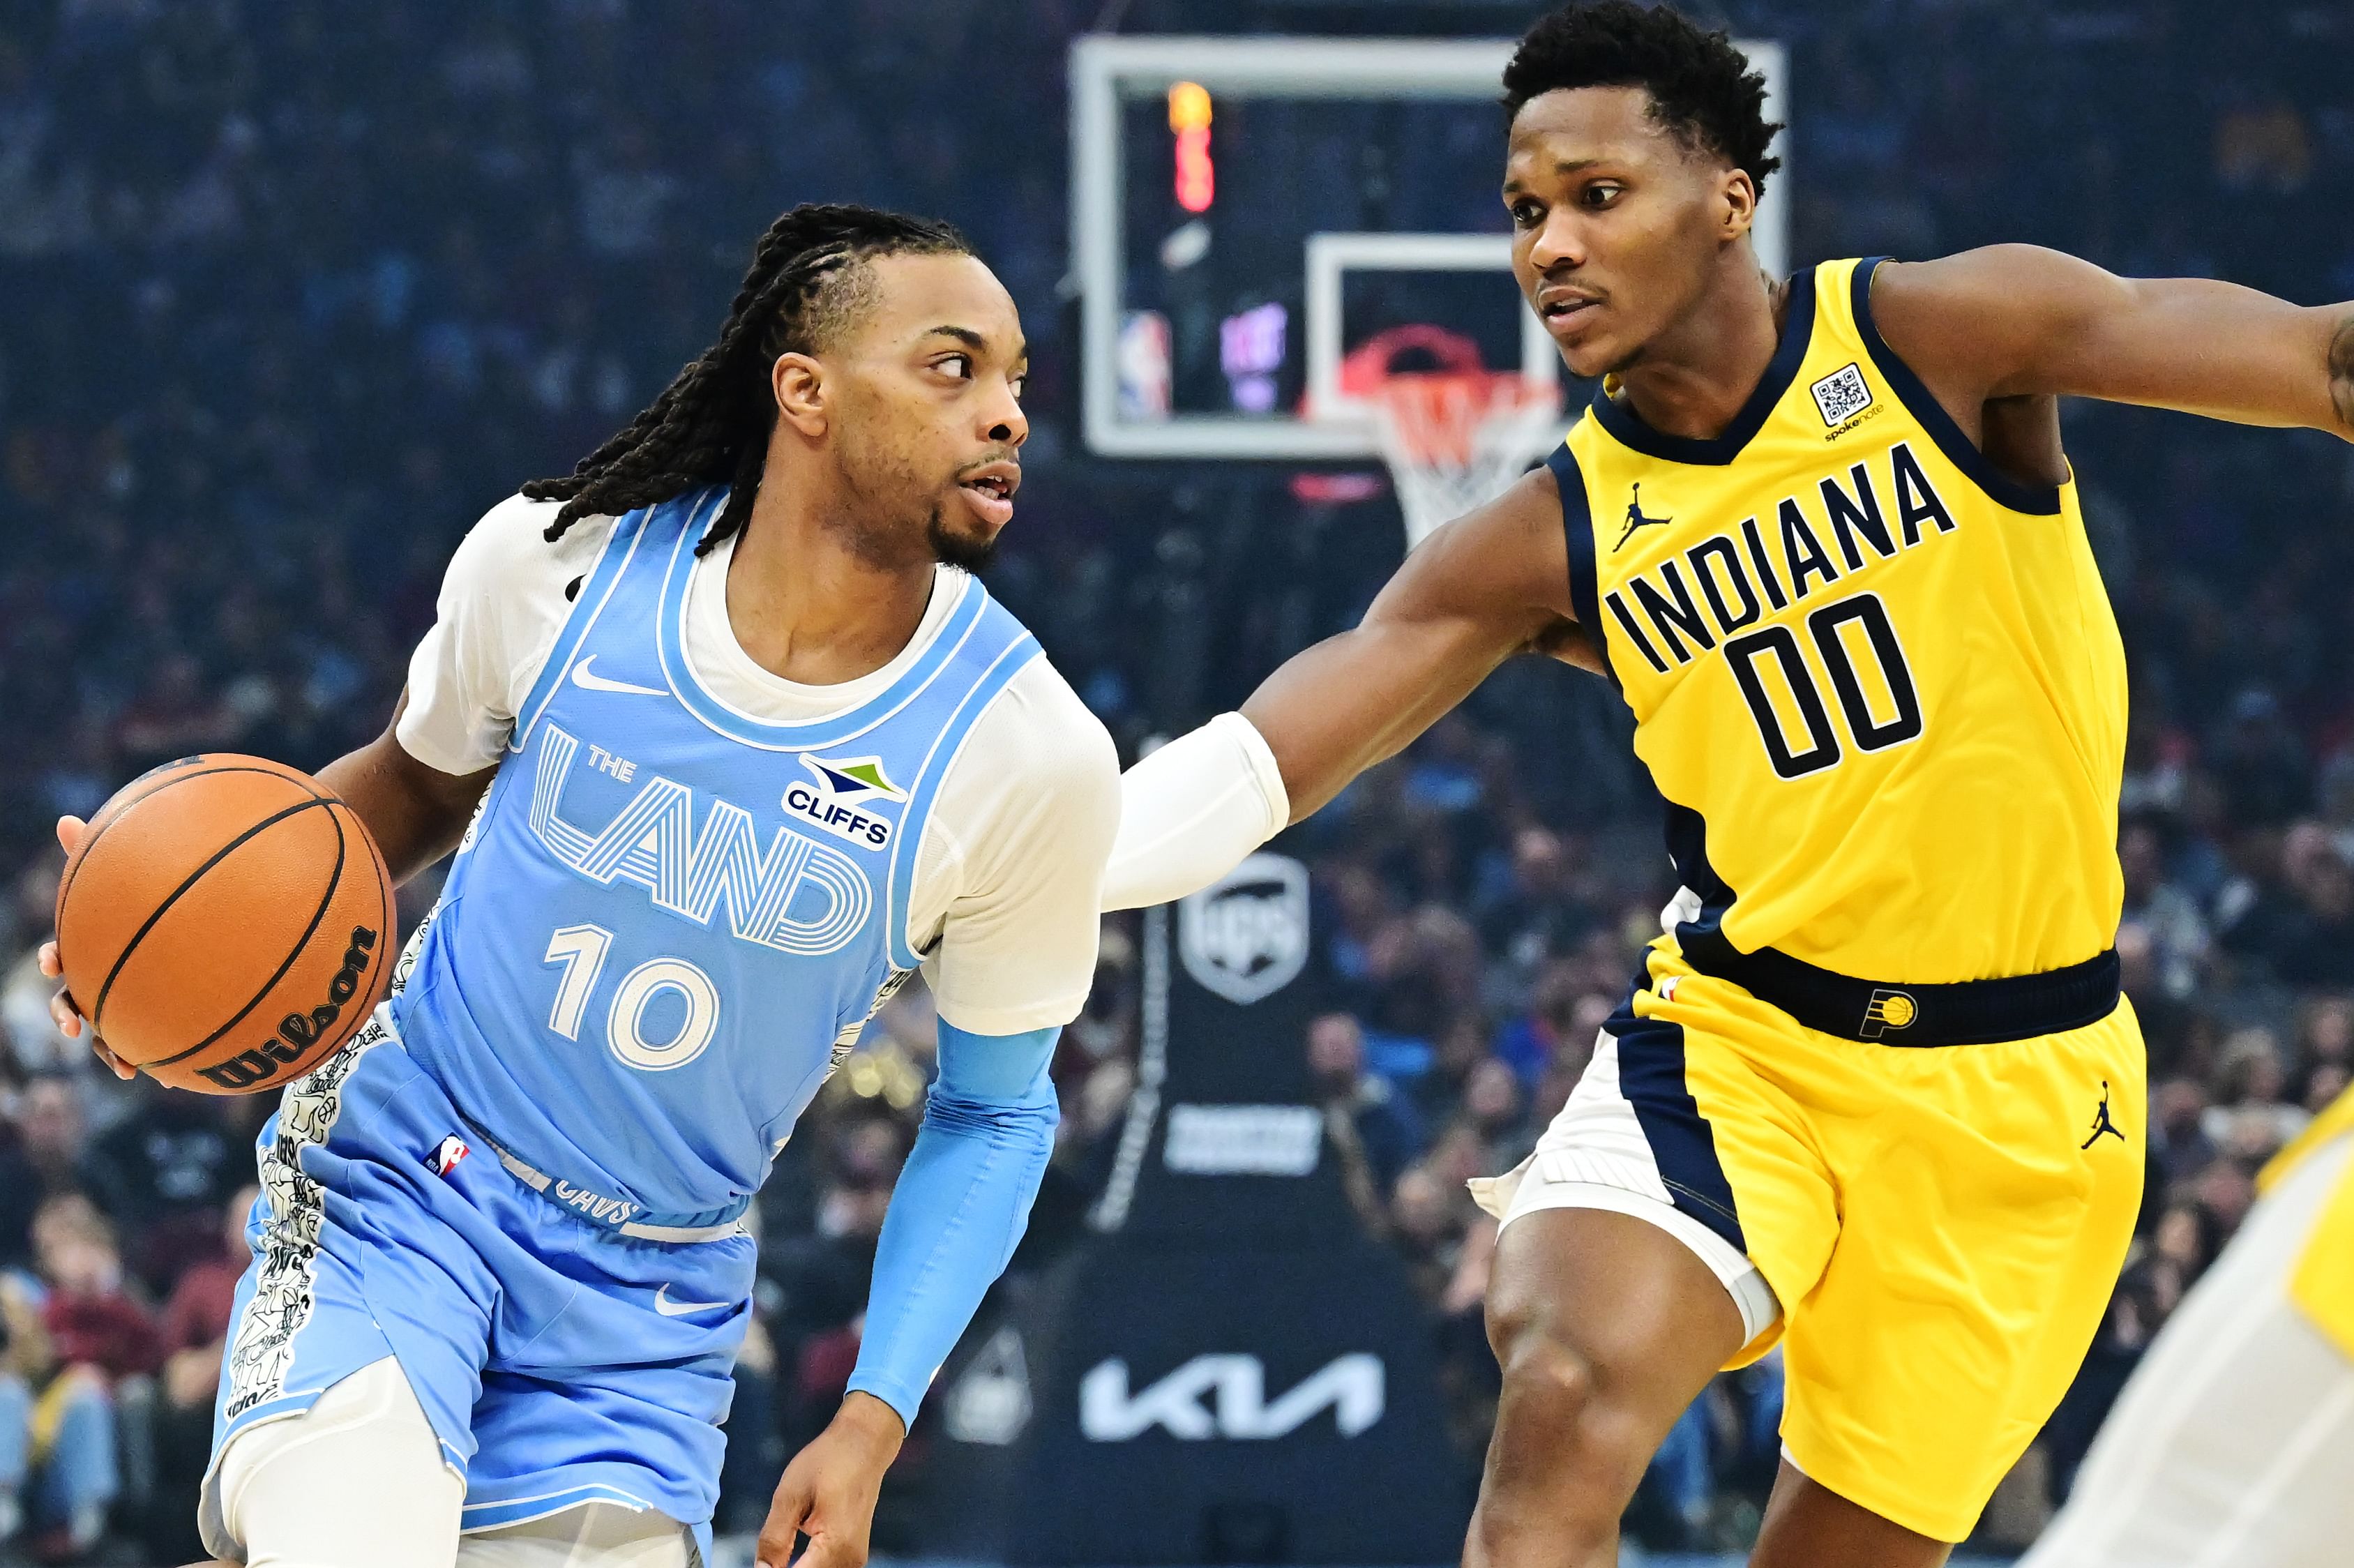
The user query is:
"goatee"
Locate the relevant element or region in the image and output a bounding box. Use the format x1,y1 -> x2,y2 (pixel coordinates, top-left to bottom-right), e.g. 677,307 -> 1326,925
928,506 -> 999,572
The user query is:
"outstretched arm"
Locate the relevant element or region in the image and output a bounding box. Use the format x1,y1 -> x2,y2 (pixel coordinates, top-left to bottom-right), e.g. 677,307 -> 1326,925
845,1021 -> 1061,1422
762,685 -> 1115,1568
757,1021 -> 1058,1568
1871,245 -> 2354,438
1106,465 -> 1583,909
1243,464 -> 1590,817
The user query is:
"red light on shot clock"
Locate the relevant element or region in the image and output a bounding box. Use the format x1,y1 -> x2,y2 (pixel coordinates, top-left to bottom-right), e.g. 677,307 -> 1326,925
1168,81 -> 1214,213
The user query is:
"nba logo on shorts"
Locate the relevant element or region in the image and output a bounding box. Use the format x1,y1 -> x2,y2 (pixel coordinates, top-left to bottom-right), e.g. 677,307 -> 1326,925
428,1135 -> 471,1176
1861,988 -> 1918,1036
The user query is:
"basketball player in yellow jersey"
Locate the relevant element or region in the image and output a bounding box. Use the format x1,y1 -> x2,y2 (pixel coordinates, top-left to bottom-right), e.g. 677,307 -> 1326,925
1100,4 -> 2354,1565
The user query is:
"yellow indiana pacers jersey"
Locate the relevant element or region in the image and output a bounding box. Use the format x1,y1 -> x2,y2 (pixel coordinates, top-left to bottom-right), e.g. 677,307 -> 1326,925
1556,256 -> 2127,984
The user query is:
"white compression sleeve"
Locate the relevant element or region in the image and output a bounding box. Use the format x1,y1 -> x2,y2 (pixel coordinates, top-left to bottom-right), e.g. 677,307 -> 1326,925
1101,712 -> 1290,911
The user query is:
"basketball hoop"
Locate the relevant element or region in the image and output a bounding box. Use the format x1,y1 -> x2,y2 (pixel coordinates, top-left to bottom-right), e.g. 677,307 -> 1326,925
1369,370 -> 1563,548
1325,324 -> 1562,548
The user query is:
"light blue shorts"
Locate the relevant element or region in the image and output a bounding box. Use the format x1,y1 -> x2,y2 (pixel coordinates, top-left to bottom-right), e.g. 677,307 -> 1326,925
202,1016 -> 755,1560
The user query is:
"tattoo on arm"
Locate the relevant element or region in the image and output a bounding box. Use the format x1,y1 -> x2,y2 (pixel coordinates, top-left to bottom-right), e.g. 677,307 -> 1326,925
2332,311 -> 2354,435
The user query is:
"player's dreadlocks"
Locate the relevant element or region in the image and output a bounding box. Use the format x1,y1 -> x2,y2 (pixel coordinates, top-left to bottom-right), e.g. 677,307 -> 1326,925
1502,2 -> 1782,200
524,203 -> 971,557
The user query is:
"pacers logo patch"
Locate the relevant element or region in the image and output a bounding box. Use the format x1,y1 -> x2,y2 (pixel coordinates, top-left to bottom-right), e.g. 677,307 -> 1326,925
1860,988 -> 1917,1036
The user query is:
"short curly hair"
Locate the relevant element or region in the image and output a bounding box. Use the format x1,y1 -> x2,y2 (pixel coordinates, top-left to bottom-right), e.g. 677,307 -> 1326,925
1502,2 -> 1783,199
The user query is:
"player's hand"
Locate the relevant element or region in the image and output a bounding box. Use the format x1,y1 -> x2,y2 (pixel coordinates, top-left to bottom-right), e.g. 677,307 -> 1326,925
39,815 -> 135,1081
757,1391 -> 905,1568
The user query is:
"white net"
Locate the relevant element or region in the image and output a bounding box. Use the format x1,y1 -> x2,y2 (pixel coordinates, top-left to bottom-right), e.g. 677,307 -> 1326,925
1370,372 -> 1564,548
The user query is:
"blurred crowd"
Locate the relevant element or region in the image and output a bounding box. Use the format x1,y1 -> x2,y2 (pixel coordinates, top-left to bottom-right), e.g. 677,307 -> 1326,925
1,0 -> 2352,1560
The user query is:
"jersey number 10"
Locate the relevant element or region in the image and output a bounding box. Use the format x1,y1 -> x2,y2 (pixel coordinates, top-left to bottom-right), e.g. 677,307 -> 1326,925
1723,592 -> 1923,780
543,924 -> 721,1071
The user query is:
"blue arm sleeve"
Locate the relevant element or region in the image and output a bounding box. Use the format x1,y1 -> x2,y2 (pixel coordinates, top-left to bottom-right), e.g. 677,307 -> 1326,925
845,1020 -> 1061,1427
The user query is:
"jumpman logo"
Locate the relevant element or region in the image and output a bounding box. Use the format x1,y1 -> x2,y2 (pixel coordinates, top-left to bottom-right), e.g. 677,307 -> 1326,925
1615,483 -> 1671,551
2080,1081 -> 2125,1149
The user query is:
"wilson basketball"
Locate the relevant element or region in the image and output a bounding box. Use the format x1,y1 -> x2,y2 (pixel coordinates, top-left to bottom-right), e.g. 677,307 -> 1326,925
54,755 -> 396,1095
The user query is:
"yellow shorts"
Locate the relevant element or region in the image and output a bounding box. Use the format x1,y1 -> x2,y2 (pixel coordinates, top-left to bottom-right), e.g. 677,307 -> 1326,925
1623,938 -> 2145,1541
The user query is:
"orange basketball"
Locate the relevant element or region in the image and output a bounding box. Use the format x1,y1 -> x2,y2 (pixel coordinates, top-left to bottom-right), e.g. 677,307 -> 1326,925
54,754 -> 397,1095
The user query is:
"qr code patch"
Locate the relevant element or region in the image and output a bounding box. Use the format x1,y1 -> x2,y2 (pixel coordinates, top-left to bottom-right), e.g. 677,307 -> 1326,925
1810,362 -> 1873,427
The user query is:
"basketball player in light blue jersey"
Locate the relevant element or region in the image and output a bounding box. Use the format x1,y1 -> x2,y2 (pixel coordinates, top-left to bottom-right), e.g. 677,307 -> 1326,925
40,205 -> 1117,1567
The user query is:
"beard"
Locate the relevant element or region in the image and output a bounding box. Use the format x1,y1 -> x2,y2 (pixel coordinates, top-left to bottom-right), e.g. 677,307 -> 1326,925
927,502 -> 1000,573
832,426 -> 1001,573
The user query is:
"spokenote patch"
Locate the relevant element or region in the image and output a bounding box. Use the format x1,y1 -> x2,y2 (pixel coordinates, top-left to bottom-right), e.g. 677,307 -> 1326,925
783,754 -> 906,850
1811,362 -> 1874,428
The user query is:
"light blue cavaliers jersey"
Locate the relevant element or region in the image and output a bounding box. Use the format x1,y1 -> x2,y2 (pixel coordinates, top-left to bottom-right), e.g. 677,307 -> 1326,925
393,488 -> 1040,1224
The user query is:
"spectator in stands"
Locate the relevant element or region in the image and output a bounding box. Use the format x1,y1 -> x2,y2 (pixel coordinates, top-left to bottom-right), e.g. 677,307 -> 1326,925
1389,1163 -> 1468,1306
33,1193 -> 160,1386
1491,958 -> 1587,1087
2149,1200 -> 2221,1282
2210,688 -> 2311,828
1306,1011 -> 1426,1197
2201,1027 -> 2310,1159
760,1113 -> 907,1454
2296,993 -> 2354,1092
2277,828 -> 2354,986
81,1078 -> 260,1295
144,1184 -> 254,1560
1,854 -> 77,1081
2189,1155 -> 2258,1242
0,1077 -> 93,1269
1455,1057 -> 1534,1177
2118,818 -> 2210,998
2149,1076 -> 2220,1188
0,1192 -> 153,1559
1474,828 -> 1603,994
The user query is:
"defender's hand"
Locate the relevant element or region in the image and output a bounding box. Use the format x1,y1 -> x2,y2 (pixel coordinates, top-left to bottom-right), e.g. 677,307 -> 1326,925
38,816 -> 133,1081
757,1392 -> 905,1568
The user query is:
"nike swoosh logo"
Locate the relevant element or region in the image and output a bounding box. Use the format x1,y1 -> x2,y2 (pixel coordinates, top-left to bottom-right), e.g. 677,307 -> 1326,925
571,656 -> 669,698
654,1283 -> 732,1318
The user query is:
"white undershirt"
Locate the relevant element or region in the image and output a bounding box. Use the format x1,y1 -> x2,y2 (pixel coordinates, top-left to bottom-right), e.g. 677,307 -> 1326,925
395,493 -> 1117,1036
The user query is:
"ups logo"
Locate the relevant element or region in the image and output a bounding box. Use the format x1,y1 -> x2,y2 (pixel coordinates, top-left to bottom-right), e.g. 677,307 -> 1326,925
1179,854 -> 1308,1007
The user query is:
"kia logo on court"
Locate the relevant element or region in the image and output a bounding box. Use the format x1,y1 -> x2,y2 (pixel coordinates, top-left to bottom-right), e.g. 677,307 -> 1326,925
1179,852 -> 1308,1006
1079,1353 -> 1385,1442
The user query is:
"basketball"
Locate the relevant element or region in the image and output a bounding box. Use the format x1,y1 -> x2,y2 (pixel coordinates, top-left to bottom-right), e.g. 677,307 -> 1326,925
53,755 -> 396,1096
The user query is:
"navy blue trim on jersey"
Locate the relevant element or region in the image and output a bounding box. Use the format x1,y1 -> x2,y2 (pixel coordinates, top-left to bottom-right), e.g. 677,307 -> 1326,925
1610,979 -> 1746,1253
651,490 -> 993,752
1546,442 -> 1617,690
1586,265 -> 1820,466
1662,801 -> 1737,914
510,504 -> 656,753
1848,257 -> 2065,516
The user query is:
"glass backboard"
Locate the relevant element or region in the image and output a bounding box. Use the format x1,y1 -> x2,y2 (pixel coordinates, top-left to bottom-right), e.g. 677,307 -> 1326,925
1070,34 -> 1788,460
